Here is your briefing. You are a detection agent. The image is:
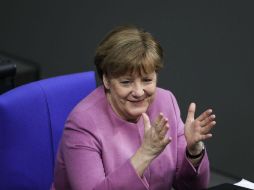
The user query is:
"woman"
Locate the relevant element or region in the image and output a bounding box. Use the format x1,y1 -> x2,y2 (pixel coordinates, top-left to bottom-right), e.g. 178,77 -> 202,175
53,25 -> 216,190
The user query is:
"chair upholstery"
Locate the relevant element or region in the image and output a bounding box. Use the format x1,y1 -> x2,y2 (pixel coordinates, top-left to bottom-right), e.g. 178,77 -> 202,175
0,71 -> 96,190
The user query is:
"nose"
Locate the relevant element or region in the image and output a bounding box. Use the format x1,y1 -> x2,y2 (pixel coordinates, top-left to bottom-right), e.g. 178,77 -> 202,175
131,82 -> 144,97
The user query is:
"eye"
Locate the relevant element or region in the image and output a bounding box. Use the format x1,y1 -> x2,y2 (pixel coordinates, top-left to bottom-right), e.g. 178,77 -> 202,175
120,81 -> 130,84
143,78 -> 153,83
120,80 -> 132,85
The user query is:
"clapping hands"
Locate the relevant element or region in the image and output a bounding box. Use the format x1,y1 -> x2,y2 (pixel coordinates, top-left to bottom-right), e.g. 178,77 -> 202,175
140,102 -> 216,159
184,103 -> 216,154
140,113 -> 172,159
131,103 -> 216,176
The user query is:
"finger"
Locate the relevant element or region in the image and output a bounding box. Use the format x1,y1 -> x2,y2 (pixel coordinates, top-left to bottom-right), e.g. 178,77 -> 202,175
200,133 -> 213,141
154,113 -> 163,126
186,102 -> 196,123
156,116 -> 168,132
200,114 -> 216,127
201,121 -> 216,134
162,136 -> 172,145
196,109 -> 213,122
154,113 -> 164,131
159,124 -> 169,139
142,113 -> 151,133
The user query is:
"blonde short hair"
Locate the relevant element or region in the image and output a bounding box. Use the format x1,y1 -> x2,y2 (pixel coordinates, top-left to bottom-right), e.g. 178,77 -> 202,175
94,25 -> 163,79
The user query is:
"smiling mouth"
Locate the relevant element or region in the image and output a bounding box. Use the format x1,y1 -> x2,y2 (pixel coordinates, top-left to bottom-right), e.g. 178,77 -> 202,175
128,99 -> 146,103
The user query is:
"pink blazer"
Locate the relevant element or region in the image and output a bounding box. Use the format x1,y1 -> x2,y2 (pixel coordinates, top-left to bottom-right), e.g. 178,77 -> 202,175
53,86 -> 209,190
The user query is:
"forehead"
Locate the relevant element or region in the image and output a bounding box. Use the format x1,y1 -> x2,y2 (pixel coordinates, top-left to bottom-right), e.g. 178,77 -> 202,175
118,71 -> 156,79
112,62 -> 156,77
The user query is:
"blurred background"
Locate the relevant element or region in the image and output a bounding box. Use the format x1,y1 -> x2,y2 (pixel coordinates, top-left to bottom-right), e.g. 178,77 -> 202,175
0,0 -> 253,186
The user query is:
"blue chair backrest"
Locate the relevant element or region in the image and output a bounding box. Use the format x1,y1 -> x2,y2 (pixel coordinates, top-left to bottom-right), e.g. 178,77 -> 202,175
0,71 -> 96,190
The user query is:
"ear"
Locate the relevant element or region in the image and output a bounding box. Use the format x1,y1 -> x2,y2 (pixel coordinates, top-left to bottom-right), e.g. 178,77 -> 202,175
102,74 -> 110,90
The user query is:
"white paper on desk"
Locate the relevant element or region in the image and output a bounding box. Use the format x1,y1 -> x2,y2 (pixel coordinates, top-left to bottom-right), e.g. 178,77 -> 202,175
234,179 -> 254,189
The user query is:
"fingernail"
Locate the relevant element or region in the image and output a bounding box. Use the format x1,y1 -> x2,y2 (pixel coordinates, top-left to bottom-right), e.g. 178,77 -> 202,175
211,114 -> 216,119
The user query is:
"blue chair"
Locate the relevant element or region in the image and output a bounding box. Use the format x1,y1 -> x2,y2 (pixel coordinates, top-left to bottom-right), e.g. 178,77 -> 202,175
0,71 -> 96,190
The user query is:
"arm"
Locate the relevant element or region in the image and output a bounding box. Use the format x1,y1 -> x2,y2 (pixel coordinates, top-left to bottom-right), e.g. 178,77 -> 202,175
58,116 -> 149,190
170,94 -> 215,189
173,125 -> 210,190
131,113 -> 171,177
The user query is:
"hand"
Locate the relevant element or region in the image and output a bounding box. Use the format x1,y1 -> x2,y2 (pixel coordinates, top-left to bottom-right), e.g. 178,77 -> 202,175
131,113 -> 172,177
139,113 -> 172,160
184,103 -> 216,154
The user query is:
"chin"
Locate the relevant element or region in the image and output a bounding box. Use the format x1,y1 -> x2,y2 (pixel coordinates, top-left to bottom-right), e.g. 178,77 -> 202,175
125,100 -> 150,120
128,107 -> 148,118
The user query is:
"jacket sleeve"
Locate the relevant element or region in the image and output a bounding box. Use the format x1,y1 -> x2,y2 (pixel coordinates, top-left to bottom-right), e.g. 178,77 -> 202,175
169,93 -> 210,190
57,112 -> 149,190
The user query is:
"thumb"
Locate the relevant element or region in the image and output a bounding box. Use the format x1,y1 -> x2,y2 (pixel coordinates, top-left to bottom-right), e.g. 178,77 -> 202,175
186,102 -> 196,123
142,113 -> 151,132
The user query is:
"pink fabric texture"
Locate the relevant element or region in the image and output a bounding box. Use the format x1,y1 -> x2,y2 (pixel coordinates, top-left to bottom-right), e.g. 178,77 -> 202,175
53,86 -> 210,190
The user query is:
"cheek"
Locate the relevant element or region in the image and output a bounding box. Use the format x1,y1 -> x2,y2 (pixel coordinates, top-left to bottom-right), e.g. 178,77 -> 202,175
146,84 -> 157,96
113,88 -> 130,101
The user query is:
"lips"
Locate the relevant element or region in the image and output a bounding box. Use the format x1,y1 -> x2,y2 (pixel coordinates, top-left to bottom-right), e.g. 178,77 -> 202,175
128,99 -> 145,103
127,99 -> 149,108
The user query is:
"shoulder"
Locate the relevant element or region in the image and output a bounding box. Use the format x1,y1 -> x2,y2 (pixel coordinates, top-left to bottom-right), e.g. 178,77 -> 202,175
72,86 -> 106,113
66,86 -> 107,130
154,87 -> 178,106
148,87 -> 181,120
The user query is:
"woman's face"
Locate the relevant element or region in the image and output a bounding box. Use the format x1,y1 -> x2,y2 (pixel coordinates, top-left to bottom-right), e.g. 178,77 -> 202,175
104,71 -> 157,122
